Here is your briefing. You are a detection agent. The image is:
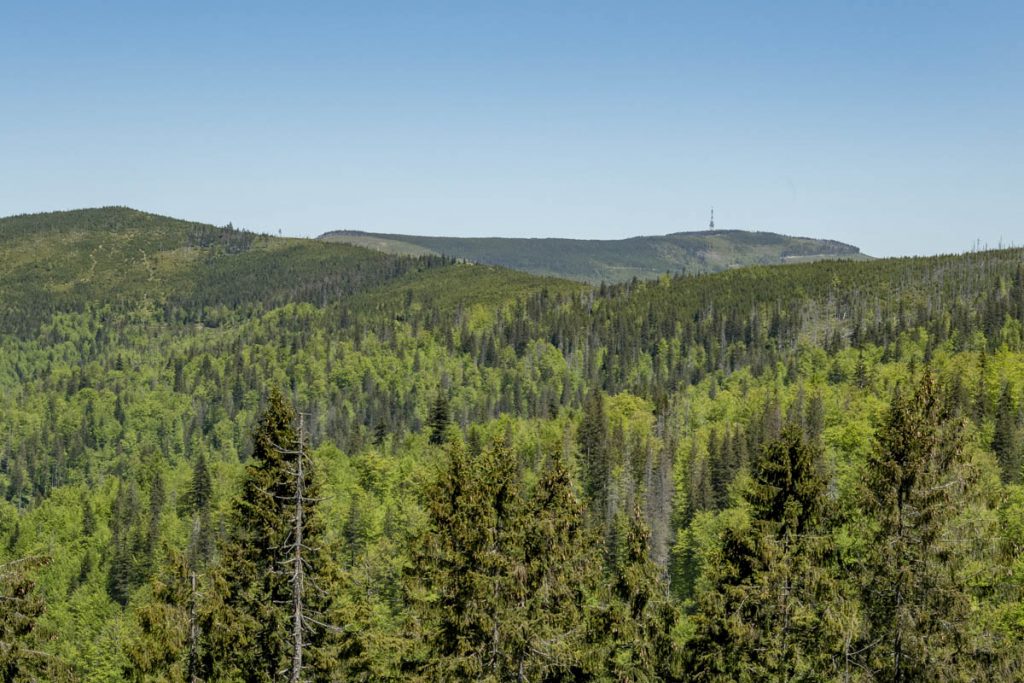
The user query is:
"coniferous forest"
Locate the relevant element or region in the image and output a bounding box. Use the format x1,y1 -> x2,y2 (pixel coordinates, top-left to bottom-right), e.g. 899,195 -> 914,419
4,207 -> 1024,681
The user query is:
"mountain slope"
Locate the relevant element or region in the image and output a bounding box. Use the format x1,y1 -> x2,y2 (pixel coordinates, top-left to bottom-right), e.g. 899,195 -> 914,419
0,208 -> 576,335
319,228 -> 869,283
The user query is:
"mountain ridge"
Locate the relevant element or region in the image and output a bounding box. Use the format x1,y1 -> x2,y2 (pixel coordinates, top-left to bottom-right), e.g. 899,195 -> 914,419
319,227 -> 869,283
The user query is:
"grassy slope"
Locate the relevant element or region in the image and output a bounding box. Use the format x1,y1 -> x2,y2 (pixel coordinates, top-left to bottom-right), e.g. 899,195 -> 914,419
320,228 -> 870,283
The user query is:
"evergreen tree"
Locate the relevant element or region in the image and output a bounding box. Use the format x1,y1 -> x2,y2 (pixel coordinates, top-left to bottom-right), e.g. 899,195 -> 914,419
515,451 -> 601,679
0,556 -> 53,682
107,479 -> 143,605
992,383 -> 1020,483
409,439 -> 522,679
684,424 -> 835,681
599,504 -> 682,681
578,389 -> 610,517
187,452 -> 212,515
410,440 -> 601,680
202,390 -> 339,683
427,391 -> 451,445
82,498 -> 96,536
861,372 -> 981,681
185,452 -> 214,568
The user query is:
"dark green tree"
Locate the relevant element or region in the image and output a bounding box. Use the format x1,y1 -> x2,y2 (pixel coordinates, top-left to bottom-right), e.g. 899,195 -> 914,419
409,439 -> 522,679
427,391 -> 451,445
514,451 -> 602,679
187,452 -> 212,515
599,504 -> 682,681
861,372 -> 981,681
107,479 -> 143,605
202,389 -> 339,683
410,441 -> 601,680
82,498 -> 96,536
684,424 -> 835,681
0,556 -> 54,682
992,383 -> 1020,483
578,389 -> 610,517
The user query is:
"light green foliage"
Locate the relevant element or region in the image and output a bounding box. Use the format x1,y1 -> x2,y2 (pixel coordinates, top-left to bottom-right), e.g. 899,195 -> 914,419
3,210 -> 1024,679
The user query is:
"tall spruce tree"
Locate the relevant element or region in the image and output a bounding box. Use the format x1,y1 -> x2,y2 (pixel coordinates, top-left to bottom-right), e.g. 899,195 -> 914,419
861,371 -> 980,681
992,383 -> 1020,483
684,424 -> 835,681
515,450 -> 601,679
409,439 -> 522,680
202,390 -> 339,683
107,478 -> 143,605
599,504 -> 682,682
410,440 -> 601,680
427,391 -> 451,445
578,389 -> 610,518
0,556 -> 53,682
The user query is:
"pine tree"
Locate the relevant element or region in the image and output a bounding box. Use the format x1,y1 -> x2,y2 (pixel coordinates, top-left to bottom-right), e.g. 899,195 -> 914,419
578,389 -> 610,517
187,452 -> 212,515
514,451 -> 601,679
202,389 -> 339,683
409,439 -> 522,679
684,424 -> 835,681
599,504 -> 682,681
0,556 -> 53,682
427,391 -> 451,445
861,371 -> 981,681
992,383 -> 1020,483
410,440 -> 601,680
82,498 -> 96,536
107,479 -> 143,605
185,452 -> 214,568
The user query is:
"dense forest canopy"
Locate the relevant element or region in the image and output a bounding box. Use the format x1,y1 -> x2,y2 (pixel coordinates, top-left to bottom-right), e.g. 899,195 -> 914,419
2,208 -> 1024,681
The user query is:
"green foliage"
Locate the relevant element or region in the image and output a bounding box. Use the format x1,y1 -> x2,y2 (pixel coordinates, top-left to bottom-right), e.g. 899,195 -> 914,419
409,440 -> 600,680
861,372 -> 985,680
684,425 -> 839,681
599,504 -> 682,681
0,556 -> 52,682
5,208 -> 1024,680
202,390 -> 340,683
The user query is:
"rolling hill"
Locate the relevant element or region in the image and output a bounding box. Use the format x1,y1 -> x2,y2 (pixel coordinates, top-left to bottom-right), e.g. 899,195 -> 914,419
0,207 -> 577,335
318,228 -> 869,283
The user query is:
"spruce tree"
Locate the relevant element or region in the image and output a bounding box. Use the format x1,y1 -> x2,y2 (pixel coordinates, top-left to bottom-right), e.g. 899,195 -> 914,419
82,498 -> 96,536
409,439 -> 521,679
684,424 -> 834,681
202,390 -> 339,683
411,441 -> 600,680
861,371 -> 980,681
600,504 -> 682,681
187,452 -> 212,515
578,389 -> 610,517
427,391 -> 451,445
185,452 -> 214,568
992,383 -> 1020,483
515,451 -> 601,679
107,478 -> 143,605
0,556 -> 52,682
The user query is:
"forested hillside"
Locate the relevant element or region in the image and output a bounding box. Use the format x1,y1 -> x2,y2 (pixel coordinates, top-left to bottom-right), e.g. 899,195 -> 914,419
2,209 -> 1024,681
319,228 -> 869,283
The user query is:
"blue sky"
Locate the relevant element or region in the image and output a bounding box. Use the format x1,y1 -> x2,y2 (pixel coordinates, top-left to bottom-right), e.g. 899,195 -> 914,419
2,1 -> 1021,256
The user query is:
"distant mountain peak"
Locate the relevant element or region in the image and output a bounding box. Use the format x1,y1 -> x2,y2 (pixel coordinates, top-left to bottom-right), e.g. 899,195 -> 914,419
319,228 -> 868,284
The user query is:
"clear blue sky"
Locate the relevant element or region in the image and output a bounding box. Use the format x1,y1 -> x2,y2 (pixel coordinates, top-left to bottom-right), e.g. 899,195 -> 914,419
2,1 -> 1021,256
